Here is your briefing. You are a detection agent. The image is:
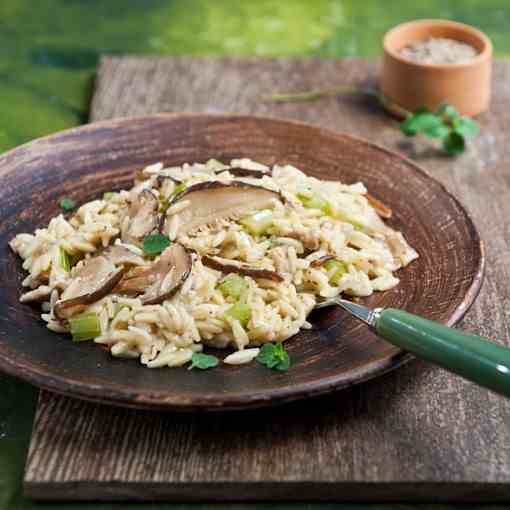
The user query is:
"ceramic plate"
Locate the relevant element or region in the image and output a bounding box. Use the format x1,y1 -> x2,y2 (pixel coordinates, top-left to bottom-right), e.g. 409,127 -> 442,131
0,114 -> 484,410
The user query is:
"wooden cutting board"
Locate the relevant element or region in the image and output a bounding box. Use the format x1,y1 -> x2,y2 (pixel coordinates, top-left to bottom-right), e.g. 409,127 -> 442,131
24,57 -> 510,502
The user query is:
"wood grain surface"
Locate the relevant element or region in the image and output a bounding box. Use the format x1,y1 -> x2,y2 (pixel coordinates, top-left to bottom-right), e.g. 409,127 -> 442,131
24,57 -> 510,501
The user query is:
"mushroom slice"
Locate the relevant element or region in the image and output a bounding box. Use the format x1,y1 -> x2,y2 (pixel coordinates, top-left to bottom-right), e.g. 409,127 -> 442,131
215,167 -> 271,179
162,181 -> 282,237
121,189 -> 159,244
364,192 -> 392,219
103,245 -> 146,267
310,255 -> 336,268
54,256 -> 124,320
115,244 -> 192,305
202,255 -> 283,282
285,228 -> 320,251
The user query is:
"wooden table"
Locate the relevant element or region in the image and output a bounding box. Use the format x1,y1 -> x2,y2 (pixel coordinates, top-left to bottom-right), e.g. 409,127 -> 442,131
24,57 -> 510,502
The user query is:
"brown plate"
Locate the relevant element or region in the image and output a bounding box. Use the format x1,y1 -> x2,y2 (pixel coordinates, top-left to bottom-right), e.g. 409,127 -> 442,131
0,114 -> 484,411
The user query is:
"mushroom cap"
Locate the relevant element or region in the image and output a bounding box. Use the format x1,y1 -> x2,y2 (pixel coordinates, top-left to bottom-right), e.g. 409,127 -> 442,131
54,256 -> 124,320
162,181 -> 283,237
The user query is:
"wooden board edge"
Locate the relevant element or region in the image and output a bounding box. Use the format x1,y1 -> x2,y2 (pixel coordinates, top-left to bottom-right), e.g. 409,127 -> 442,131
24,481 -> 510,503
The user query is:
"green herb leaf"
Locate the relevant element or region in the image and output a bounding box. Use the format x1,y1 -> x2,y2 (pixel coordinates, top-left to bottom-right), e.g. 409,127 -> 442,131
59,198 -> 77,211
142,234 -> 171,256
188,352 -> 219,370
400,107 -> 429,136
443,131 -> 465,155
437,103 -> 460,120
401,109 -> 446,138
453,116 -> 480,139
103,192 -> 116,200
421,123 -> 451,139
256,342 -> 291,371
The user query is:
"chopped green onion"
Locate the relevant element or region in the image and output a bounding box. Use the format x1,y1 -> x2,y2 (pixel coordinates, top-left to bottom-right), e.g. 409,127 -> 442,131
158,197 -> 170,213
239,209 -> 273,235
218,274 -> 248,301
59,198 -> 77,211
172,183 -> 186,196
142,234 -> 171,256
334,210 -> 364,230
103,192 -> 116,200
69,312 -> 101,342
324,259 -> 347,285
59,246 -> 72,272
225,303 -> 252,328
297,191 -> 327,210
159,184 -> 186,213
113,303 -> 128,317
59,246 -> 81,272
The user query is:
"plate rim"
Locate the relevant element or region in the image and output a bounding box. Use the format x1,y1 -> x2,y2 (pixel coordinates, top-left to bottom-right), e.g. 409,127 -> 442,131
0,113 -> 485,411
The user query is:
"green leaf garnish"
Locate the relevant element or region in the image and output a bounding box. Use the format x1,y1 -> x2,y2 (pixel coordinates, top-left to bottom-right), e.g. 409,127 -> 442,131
452,116 -> 480,138
59,198 -> 77,211
103,192 -> 116,200
188,352 -> 219,370
142,234 -> 171,256
400,103 -> 479,156
436,103 -> 460,120
443,131 -> 465,155
256,342 -> 291,371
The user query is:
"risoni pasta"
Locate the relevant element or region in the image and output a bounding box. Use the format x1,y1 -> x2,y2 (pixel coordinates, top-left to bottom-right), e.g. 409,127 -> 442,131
9,159 -> 418,368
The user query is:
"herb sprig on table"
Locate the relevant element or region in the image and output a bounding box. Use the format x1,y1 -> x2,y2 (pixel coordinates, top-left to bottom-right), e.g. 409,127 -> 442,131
400,104 -> 479,155
265,87 -> 479,156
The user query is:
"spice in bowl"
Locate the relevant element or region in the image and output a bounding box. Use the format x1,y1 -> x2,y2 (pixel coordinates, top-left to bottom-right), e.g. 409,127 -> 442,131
399,37 -> 479,65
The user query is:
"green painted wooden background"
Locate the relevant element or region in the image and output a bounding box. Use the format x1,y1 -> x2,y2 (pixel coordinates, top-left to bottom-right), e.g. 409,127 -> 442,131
1,1 -> 509,508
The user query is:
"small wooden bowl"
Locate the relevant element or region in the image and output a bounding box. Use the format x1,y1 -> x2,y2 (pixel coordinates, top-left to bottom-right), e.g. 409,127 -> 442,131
381,19 -> 492,117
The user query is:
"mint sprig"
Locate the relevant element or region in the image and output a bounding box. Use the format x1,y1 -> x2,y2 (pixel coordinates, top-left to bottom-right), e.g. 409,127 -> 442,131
400,104 -> 479,156
59,198 -> 77,211
256,342 -> 290,371
142,234 -> 171,256
188,353 -> 219,370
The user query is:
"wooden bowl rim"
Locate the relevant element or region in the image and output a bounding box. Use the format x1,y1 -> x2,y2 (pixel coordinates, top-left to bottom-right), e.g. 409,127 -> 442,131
0,113 -> 485,411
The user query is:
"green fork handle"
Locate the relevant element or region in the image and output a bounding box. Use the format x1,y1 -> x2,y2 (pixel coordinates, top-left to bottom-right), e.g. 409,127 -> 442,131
376,309 -> 510,398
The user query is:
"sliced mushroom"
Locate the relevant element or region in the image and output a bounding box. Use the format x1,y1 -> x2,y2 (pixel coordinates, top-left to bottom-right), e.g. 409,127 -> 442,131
285,228 -> 320,251
156,175 -> 182,187
161,181 -> 282,237
364,192 -> 392,219
202,255 -> 283,282
121,189 -> 159,244
103,245 -> 147,267
310,255 -> 336,268
115,243 -> 192,305
215,167 -> 271,179
54,256 -> 124,320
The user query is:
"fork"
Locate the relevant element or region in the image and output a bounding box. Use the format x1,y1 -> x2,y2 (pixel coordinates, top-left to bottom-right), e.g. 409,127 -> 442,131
316,297 -> 510,398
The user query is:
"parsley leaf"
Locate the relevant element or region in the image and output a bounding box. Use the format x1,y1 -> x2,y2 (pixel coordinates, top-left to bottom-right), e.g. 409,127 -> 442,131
400,103 -> 479,156
142,234 -> 171,256
437,103 -> 460,120
256,342 -> 291,371
59,198 -> 77,211
188,352 -> 219,370
452,116 -> 480,138
443,131 -> 465,155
